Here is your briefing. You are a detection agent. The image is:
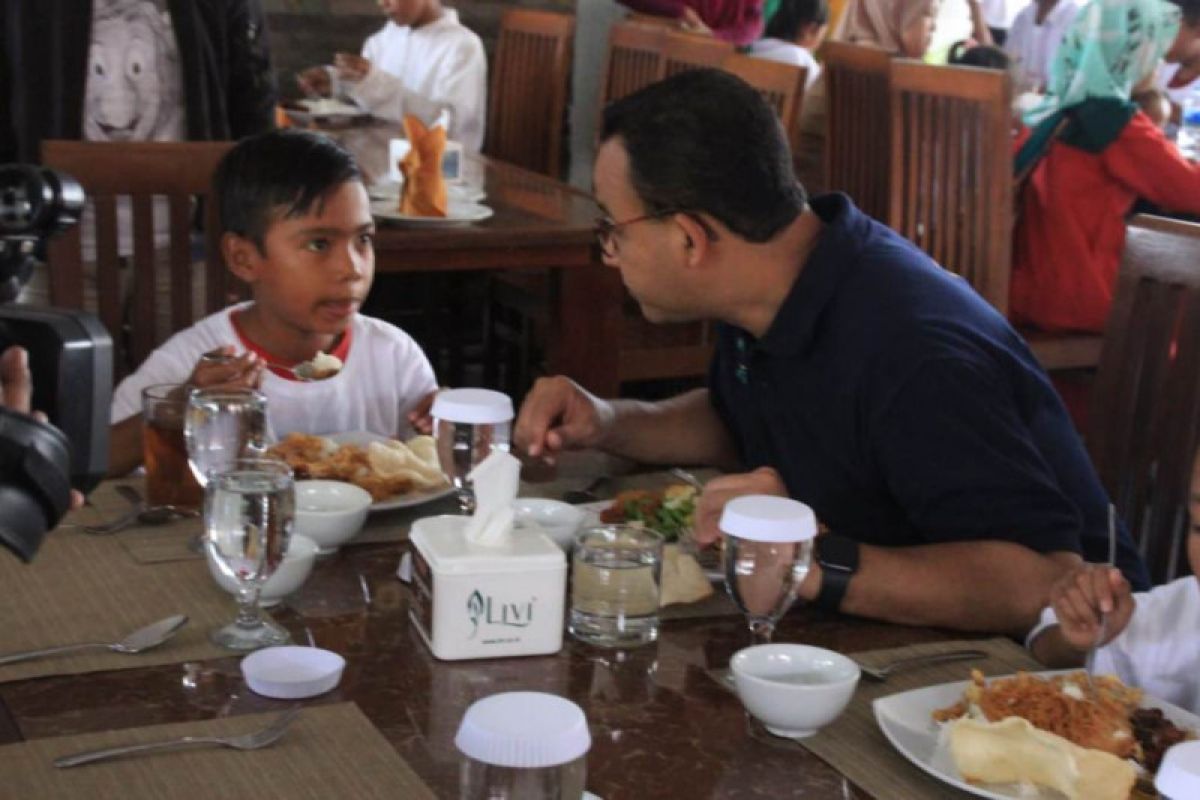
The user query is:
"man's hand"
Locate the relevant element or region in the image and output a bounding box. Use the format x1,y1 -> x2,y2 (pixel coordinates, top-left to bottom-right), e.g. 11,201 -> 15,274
407,389 -> 438,435
693,466 -> 788,546
514,376 -> 614,462
1049,565 -> 1135,651
296,65 -> 333,97
187,347 -> 264,391
333,53 -> 372,82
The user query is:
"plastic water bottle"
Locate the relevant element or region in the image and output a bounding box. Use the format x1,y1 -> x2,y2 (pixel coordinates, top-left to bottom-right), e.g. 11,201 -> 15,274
1178,88 -> 1200,158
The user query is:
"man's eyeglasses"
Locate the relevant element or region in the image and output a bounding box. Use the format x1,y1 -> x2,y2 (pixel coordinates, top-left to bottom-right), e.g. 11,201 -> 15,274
593,209 -> 681,258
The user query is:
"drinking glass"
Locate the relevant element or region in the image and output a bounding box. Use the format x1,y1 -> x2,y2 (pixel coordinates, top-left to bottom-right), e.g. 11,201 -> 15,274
432,389 -> 514,514
142,384 -> 204,509
184,388 -> 268,487
720,496 -> 817,645
204,457 -> 294,650
569,524 -> 664,648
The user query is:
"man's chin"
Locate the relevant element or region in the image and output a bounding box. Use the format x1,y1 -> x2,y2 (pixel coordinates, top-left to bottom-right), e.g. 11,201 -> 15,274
638,303 -> 693,325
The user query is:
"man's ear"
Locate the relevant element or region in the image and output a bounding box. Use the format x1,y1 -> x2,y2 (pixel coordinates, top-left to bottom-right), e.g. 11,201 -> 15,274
673,212 -> 712,269
222,232 -> 260,283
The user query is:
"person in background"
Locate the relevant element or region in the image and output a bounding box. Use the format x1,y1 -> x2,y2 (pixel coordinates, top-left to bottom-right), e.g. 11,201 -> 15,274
297,0 -> 486,152
947,39 -> 1012,70
107,130 -> 438,476
836,0 -> 939,58
749,0 -> 828,89
979,0 -> 1026,45
1028,450 -> 1200,714
1135,86 -> 1173,128
618,0 -> 765,46
1004,0 -> 1081,92
1011,0 -> 1200,335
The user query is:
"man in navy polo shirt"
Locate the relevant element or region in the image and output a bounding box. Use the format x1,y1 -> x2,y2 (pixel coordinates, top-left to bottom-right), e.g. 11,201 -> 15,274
514,69 -> 1149,636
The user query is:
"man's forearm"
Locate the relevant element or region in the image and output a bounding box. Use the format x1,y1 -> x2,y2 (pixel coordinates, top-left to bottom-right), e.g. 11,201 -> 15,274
600,389 -> 739,469
825,541 -> 1081,636
108,415 -> 143,477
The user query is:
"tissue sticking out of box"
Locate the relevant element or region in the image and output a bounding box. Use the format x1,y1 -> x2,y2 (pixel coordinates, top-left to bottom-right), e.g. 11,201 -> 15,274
463,450 -> 521,548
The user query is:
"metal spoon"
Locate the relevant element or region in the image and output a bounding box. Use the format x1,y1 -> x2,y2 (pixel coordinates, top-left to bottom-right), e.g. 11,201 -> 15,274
137,505 -> 200,524
1085,504 -> 1119,691
856,648 -> 989,682
0,614 -> 189,666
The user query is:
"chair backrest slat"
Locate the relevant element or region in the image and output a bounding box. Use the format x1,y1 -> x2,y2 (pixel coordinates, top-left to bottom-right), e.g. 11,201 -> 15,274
823,41 -> 891,221
720,54 -> 807,149
887,60 -> 1012,313
660,30 -> 733,78
1089,215 -> 1200,583
599,20 -> 666,111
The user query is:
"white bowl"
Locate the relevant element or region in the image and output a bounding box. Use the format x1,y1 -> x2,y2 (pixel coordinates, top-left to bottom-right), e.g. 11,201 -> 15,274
294,480 -> 372,554
513,498 -> 586,552
206,534 -> 318,607
730,643 -> 861,738
241,645 -> 345,699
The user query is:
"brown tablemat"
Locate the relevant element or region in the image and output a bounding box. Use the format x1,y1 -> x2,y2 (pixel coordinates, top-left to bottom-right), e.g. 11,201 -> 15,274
0,703 -> 435,800
0,525 -> 275,683
799,637 -> 1042,800
661,590 -> 740,620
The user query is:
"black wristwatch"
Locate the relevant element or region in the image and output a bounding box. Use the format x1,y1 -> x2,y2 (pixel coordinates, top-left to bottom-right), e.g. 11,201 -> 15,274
815,534 -> 860,612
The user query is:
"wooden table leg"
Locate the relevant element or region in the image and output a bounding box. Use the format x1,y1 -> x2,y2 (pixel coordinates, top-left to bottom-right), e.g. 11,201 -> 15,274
549,262 -> 623,397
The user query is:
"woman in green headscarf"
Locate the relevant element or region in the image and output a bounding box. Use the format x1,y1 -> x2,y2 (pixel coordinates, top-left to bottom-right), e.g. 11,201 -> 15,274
1011,0 -> 1200,334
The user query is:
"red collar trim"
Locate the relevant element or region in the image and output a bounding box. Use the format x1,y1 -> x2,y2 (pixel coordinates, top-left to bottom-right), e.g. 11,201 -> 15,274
229,309 -> 353,382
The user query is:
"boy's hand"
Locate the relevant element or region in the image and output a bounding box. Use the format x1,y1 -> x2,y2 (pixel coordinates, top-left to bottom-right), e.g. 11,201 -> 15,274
296,66 -> 332,97
188,346 -> 264,391
1050,565 -> 1134,652
333,53 -> 371,82
407,389 -> 439,436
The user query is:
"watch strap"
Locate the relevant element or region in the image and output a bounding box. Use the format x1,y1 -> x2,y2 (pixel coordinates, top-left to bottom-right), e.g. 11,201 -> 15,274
814,534 -> 859,613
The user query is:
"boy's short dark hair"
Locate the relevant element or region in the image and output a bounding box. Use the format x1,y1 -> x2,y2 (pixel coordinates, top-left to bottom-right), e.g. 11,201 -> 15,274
214,129 -> 361,251
947,41 -> 1011,70
1169,0 -> 1200,26
765,0 -> 829,41
600,69 -> 805,243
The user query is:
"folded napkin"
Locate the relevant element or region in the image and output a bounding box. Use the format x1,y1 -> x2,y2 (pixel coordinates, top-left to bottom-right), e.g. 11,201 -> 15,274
398,115 -> 447,217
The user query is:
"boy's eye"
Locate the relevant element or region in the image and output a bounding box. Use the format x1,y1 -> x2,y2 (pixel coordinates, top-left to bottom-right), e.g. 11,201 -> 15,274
358,232 -> 375,246
305,238 -> 330,253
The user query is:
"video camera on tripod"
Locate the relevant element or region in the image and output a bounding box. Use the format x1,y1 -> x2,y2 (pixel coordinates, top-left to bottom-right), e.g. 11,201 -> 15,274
0,164 -> 113,561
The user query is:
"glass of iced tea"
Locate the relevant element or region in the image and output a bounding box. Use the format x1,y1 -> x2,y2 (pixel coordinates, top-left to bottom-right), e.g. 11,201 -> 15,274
141,383 -> 204,509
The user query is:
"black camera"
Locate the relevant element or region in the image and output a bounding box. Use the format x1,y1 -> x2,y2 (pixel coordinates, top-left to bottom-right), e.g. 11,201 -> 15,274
0,164 -> 113,561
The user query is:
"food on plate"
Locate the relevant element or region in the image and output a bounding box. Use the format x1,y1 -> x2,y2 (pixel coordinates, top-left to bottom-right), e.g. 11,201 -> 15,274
600,485 -> 697,543
267,433 -> 445,501
946,716 -> 1135,800
295,350 -> 343,380
933,670 -> 1195,798
659,543 -> 713,606
299,97 -> 359,116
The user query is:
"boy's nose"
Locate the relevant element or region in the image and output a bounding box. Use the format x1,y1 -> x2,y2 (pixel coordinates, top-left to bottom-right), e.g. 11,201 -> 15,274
336,245 -> 369,281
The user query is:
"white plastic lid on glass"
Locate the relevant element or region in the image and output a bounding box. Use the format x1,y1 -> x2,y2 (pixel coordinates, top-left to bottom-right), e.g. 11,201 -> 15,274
432,388 -> 514,425
718,495 -> 817,543
1156,740 -> 1200,799
455,692 -> 591,768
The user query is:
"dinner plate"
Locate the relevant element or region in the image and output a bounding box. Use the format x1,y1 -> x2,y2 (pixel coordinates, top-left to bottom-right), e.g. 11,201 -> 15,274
576,499 -> 723,582
368,181 -> 486,204
370,198 -> 493,225
282,100 -> 371,126
325,431 -> 453,512
872,671 -> 1200,799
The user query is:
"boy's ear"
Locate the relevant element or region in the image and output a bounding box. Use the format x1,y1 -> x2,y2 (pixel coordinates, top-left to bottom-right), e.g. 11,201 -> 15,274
222,232 -> 260,283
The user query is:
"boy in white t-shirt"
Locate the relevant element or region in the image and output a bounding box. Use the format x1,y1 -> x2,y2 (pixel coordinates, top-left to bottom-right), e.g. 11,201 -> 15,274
1027,454 -> 1200,714
108,129 -> 438,476
296,0 -> 486,152
749,0 -> 827,89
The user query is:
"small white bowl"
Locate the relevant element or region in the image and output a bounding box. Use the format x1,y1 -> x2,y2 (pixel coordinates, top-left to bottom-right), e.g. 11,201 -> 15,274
241,645 -> 345,699
294,480 -> 372,554
513,498 -> 586,552
206,534 -> 319,607
730,643 -> 861,738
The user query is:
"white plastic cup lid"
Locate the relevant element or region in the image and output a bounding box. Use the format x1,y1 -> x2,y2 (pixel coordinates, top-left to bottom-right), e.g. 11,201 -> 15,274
1156,740 -> 1200,798
455,692 -> 591,768
719,495 -> 817,543
432,388 -> 514,425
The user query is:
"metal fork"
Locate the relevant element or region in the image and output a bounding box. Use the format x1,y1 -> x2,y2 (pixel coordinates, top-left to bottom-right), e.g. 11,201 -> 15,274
54,707 -> 300,768
1085,504 -> 1119,691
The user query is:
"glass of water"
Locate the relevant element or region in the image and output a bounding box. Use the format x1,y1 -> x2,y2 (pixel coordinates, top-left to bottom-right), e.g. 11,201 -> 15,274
185,388 -> 268,487
569,524 -> 664,648
432,389 -> 514,514
204,457 -> 294,651
720,496 -> 816,645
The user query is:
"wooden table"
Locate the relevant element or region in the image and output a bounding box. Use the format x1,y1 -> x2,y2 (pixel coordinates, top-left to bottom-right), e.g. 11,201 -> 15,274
331,124 -> 626,396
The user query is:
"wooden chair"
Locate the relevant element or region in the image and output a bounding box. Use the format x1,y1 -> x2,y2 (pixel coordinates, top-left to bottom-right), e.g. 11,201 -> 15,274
823,41 -> 891,222
660,30 -> 733,78
722,53 -> 808,149
484,9 -> 575,178
598,20 -> 667,109
41,140 -> 235,381
1088,215 -> 1200,584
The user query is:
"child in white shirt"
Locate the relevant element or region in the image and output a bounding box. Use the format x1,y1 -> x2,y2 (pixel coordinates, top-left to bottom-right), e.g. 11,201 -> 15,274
749,0 -> 827,90
1004,0 -> 1081,92
1028,456 -> 1200,714
298,0 -> 486,152
108,129 -> 438,476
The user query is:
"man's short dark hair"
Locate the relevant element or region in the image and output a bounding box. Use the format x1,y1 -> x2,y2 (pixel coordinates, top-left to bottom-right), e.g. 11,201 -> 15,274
601,69 -> 805,243
214,128 -> 361,251
765,0 -> 829,41
1170,0 -> 1200,25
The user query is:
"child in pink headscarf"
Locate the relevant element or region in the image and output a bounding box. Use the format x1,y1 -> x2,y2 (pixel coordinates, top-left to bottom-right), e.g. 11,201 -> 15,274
617,0 -> 765,46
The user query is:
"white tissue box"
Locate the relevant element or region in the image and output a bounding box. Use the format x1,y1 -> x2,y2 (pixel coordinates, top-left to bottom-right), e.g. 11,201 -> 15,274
409,515 -> 566,661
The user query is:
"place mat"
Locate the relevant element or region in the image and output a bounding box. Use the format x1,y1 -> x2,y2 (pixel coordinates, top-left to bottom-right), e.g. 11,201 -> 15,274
0,703 -> 435,800
0,526 -> 272,683
799,637 -> 1041,800
661,589 -> 740,620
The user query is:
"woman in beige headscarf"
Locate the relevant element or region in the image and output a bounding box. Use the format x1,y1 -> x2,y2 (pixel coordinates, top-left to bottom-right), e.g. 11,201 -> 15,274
838,0 -> 940,56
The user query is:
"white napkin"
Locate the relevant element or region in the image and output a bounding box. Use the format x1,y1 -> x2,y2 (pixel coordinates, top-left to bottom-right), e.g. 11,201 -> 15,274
463,450 -> 521,548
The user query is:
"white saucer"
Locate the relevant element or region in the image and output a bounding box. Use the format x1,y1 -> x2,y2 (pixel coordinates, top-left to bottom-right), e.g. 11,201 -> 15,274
241,646 -> 345,699
371,199 -> 493,225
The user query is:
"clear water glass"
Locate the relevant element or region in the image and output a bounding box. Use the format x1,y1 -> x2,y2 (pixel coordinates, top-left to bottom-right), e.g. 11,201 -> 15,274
723,536 -> 813,645
435,418 -> 511,514
184,388 -> 268,487
204,457 -> 294,651
569,524 -> 664,648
